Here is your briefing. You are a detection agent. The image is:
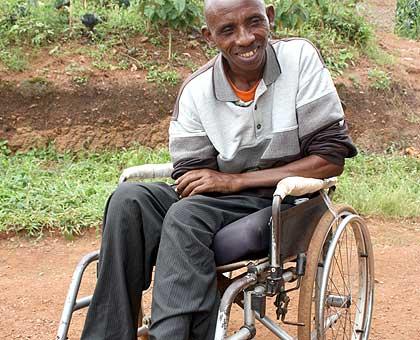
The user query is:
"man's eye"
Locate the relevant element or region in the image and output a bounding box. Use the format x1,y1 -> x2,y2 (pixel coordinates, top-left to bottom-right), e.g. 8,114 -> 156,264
251,17 -> 261,25
221,27 -> 233,35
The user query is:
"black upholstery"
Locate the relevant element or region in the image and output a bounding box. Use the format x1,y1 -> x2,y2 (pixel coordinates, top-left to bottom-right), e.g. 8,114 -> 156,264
212,195 -> 328,266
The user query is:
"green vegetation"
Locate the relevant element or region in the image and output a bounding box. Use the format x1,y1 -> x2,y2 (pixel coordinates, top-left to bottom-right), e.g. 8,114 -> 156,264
0,0 -> 379,77
367,68 -> 392,90
1,143 -> 419,236
270,0 -> 373,76
146,65 -> 180,86
395,0 -> 419,40
337,153 -> 420,218
0,47 -> 28,71
0,141 -> 171,237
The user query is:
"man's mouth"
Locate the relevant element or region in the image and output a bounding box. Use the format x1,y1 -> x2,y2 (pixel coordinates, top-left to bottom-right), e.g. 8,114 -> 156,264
238,47 -> 258,59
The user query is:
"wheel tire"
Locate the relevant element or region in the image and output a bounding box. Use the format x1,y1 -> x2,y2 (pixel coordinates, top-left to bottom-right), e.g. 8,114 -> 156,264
297,205 -> 374,339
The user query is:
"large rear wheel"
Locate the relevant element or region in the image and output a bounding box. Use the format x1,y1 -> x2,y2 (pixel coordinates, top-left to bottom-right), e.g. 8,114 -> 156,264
298,205 -> 374,339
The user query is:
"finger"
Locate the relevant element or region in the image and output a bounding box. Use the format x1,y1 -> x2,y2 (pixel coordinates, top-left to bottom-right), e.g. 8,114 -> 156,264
175,170 -> 200,185
181,178 -> 205,198
177,173 -> 203,194
189,184 -> 209,197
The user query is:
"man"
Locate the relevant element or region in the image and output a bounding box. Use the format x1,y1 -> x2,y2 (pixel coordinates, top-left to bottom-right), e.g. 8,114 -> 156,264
81,0 -> 357,339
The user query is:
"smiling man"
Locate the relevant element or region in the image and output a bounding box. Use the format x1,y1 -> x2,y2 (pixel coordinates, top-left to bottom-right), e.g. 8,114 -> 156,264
81,0 -> 357,339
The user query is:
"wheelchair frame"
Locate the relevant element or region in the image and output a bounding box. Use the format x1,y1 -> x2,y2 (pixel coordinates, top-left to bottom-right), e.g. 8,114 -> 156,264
56,164 -> 374,340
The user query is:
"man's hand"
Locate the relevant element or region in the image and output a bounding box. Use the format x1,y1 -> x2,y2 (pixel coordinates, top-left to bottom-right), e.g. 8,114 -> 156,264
175,169 -> 240,197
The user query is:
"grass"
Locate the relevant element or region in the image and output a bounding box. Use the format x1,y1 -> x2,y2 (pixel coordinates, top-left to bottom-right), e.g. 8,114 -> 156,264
336,153 -> 420,218
367,68 -> 392,90
1,144 -> 418,237
0,143 -> 170,237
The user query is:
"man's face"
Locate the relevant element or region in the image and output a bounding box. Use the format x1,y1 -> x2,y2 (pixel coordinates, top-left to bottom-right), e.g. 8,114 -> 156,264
203,0 -> 274,76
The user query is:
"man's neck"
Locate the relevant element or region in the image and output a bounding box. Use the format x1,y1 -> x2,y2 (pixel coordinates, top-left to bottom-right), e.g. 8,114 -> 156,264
223,56 -> 265,91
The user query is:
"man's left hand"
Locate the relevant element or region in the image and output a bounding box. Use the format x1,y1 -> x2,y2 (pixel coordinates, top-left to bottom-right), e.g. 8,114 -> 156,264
175,169 -> 240,197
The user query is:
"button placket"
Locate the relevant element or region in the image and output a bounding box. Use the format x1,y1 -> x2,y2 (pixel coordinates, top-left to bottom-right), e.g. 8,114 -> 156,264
254,102 -> 263,135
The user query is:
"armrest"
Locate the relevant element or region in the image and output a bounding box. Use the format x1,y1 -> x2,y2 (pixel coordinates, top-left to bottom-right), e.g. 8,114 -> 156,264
273,176 -> 337,200
118,163 -> 174,184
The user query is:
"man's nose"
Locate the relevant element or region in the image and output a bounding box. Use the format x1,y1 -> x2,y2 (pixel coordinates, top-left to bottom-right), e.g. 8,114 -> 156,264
236,27 -> 255,46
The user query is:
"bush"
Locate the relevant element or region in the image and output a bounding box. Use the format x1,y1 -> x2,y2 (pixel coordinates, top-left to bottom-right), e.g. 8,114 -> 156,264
0,0 -> 68,46
271,0 -> 373,76
395,0 -> 420,40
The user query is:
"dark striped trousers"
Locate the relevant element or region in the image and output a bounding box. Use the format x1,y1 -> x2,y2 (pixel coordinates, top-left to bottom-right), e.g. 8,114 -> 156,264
81,182 -> 271,340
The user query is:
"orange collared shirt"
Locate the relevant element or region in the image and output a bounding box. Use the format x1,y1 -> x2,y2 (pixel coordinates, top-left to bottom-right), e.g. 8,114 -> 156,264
227,77 -> 261,102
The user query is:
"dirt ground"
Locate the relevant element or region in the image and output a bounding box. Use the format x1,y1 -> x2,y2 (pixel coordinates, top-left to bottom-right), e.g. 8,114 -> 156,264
1,218 -> 420,339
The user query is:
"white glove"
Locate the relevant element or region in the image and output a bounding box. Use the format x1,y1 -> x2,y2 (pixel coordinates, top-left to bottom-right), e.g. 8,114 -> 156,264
274,176 -> 337,199
118,163 -> 174,184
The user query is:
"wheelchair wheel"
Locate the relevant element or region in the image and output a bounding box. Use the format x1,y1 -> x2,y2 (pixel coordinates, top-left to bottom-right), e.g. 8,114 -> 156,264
297,205 -> 374,339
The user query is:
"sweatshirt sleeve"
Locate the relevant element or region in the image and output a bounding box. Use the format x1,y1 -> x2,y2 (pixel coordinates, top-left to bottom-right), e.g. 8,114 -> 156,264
169,82 -> 218,179
295,40 -> 357,165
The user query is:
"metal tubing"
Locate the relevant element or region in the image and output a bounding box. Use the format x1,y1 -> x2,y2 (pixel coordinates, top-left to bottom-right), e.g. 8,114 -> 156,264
56,250 -> 99,340
309,313 -> 341,340
255,313 -> 294,340
137,326 -> 149,336
270,196 -> 282,268
73,295 -> 92,311
216,257 -> 269,274
243,290 -> 255,327
320,190 -> 337,218
214,273 -> 257,340
226,327 -> 252,340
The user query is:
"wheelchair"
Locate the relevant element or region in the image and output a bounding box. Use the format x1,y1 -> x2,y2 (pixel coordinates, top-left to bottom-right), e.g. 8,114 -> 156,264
56,163 -> 374,340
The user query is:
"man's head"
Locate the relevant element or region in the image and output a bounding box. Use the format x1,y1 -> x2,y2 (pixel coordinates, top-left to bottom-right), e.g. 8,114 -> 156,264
202,0 -> 275,78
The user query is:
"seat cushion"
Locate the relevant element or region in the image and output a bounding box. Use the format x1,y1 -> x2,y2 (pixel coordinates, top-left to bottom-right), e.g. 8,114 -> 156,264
212,194 -> 327,266
213,206 -> 286,266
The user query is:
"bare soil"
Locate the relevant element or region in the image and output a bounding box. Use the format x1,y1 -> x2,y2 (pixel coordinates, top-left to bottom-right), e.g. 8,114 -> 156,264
1,218 -> 420,339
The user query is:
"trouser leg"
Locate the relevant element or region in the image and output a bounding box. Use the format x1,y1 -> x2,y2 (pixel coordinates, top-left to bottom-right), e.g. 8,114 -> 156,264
149,194 -> 272,340
81,182 -> 178,340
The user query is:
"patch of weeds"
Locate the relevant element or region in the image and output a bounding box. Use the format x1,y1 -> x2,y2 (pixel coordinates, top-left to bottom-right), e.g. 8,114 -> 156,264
173,53 -> 199,72
73,75 -> 89,86
149,36 -> 162,47
92,60 -> 113,71
365,42 -> 395,66
395,0 -> 420,40
348,74 -> 361,89
337,153 -> 420,218
146,66 -> 180,86
0,47 -> 28,72
48,45 -> 61,56
406,112 -> 420,124
117,58 -> 130,70
368,68 -> 392,90
0,145 -> 171,236
65,62 -> 88,75
203,45 -> 219,60
327,48 -> 355,77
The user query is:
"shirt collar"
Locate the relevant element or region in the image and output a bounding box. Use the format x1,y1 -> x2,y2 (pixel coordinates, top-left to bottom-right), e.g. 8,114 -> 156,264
213,42 -> 282,102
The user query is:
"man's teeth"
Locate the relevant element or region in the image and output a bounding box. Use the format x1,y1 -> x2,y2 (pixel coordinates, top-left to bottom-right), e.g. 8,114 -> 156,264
239,48 -> 257,58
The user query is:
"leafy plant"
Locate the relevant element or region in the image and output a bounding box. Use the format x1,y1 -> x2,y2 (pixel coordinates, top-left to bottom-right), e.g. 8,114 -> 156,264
395,0 -> 420,40
368,68 -> 392,91
0,47 -> 28,71
140,0 -> 202,59
146,65 -> 180,86
272,0 -> 308,31
73,75 -> 89,85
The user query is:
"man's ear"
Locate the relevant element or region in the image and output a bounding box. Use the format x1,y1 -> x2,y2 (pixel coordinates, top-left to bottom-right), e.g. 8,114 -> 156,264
201,25 -> 216,47
266,5 -> 275,29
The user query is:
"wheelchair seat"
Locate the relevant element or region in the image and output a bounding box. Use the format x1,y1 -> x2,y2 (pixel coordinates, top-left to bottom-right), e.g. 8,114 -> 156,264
213,194 -> 327,266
